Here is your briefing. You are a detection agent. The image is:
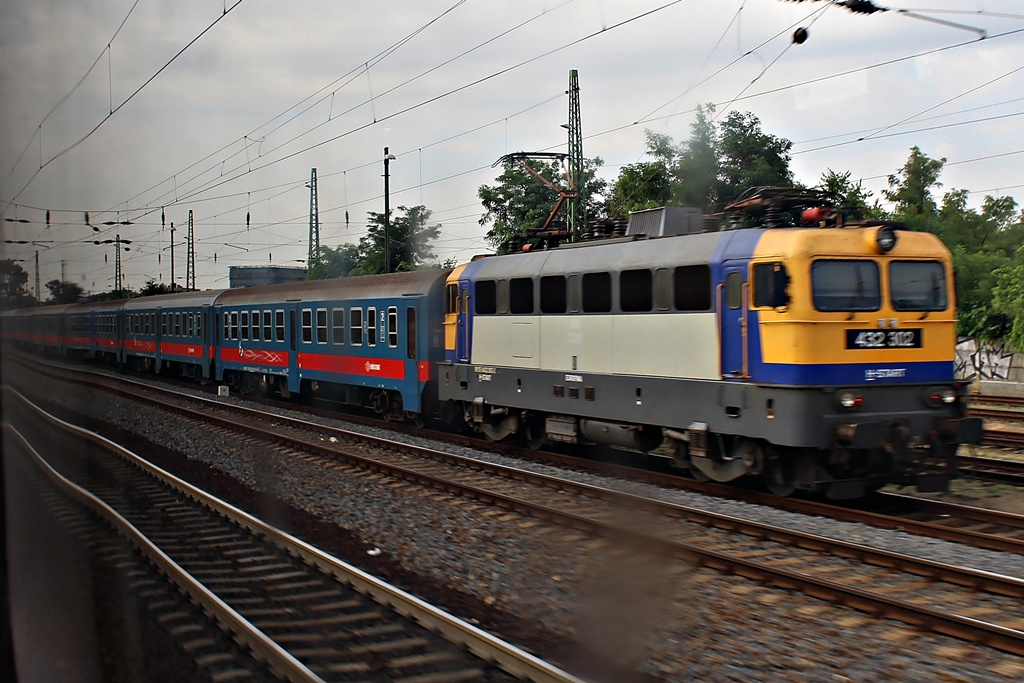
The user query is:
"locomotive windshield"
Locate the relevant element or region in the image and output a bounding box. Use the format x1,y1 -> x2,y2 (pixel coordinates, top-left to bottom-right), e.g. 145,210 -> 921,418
811,260 -> 881,312
889,261 -> 947,311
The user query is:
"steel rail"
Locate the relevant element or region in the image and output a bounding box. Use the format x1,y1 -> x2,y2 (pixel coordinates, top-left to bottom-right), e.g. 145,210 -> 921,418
6,387 -> 587,683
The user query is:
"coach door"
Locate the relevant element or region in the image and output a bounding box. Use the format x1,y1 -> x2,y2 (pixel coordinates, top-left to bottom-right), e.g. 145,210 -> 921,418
719,263 -> 750,379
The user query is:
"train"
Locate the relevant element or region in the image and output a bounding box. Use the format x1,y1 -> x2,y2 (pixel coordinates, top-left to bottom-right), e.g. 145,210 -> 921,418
2,188 -> 983,499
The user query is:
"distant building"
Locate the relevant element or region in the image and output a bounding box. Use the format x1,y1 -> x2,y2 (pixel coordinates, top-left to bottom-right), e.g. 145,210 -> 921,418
229,265 -> 308,288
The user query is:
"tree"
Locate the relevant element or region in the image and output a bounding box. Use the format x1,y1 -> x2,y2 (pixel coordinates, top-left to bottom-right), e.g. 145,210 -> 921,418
308,243 -> 363,280
817,169 -> 883,219
634,104 -> 795,213
992,260 -> 1024,351
44,279 -> 84,304
717,109 -> 794,202
607,161 -> 671,219
358,205 -> 441,275
478,157 -> 606,253
0,259 -> 36,308
138,280 -> 172,297
882,146 -> 945,231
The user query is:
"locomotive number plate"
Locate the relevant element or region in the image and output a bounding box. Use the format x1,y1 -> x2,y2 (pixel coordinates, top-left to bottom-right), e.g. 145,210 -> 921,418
846,329 -> 922,349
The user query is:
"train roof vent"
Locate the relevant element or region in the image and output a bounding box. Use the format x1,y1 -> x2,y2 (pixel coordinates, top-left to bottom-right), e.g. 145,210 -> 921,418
626,207 -> 705,237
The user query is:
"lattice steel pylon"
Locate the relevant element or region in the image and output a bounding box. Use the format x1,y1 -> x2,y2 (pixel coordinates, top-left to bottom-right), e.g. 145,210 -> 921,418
308,168 -> 320,269
186,210 -> 195,291
567,69 -> 584,242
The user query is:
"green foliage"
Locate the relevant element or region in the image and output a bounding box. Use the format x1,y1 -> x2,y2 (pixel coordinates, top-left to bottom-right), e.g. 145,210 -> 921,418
637,104 -> 795,213
478,157 -> 606,253
882,146 -> 945,231
817,169 -> 884,219
0,259 -> 36,308
138,280 -> 172,297
308,205 -> 442,279
44,279 -> 84,304
308,243 -> 362,280
607,161 -> 671,219
993,263 -> 1024,351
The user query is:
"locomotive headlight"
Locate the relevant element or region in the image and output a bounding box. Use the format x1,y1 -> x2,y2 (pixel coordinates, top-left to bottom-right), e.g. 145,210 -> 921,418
928,387 -> 957,406
875,225 -> 897,252
838,390 -> 863,410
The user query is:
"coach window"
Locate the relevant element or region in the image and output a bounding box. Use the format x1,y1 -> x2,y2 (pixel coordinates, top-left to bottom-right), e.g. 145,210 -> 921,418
367,307 -> 377,347
161,313 -> 167,335
231,311 -> 239,340
223,312 -> 230,340
388,306 -> 398,347
582,272 -> 612,313
316,308 -> 328,344
196,313 -> 202,341
540,276 -> 567,314
187,313 -> 194,338
301,309 -> 312,344
620,269 -> 653,312
263,310 -> 272,342
811,260 -> 880,312
674,265 -> 711,311
509,277 -> 533,314
275,309 -> 285,342
331,309 -> 345,345
475,280 -> 497,315
350,308 -> 364,345
252,310 -> 261,341
241,311 -> 250,341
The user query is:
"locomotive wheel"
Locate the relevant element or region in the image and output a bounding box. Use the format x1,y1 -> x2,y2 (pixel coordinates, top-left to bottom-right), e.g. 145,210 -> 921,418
765,460 -> 795,496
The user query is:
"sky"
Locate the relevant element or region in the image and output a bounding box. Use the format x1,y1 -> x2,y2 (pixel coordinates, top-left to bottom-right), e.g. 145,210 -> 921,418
2,0 -> 1023,296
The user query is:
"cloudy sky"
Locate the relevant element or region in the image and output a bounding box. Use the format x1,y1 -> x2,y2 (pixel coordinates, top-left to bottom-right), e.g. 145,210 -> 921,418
2,0 -> 1023,295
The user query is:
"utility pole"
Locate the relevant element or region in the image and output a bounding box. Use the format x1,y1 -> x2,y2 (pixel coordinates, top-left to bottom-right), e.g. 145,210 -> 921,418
170,222 -> 176,292
115,235 -> 123,292
307,168 -> 320,270
383,148 -> 396,273
566,69 -> 584,242
187,210 -> 195,291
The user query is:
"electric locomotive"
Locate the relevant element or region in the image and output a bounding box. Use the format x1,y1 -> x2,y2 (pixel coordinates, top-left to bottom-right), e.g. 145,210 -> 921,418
437,188 -> 982,499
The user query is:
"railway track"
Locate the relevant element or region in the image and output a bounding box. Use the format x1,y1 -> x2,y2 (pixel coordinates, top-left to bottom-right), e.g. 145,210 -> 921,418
14,360 -> 1024,659
4,387 -> 582,683
16,353 -> 1024,557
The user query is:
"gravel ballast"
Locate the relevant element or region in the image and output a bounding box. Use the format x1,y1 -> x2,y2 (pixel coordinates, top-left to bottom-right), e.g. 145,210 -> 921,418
10,363 -> 1024,682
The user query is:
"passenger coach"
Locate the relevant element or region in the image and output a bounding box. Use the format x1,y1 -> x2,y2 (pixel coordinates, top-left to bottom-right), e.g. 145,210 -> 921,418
214,269 -> 449,420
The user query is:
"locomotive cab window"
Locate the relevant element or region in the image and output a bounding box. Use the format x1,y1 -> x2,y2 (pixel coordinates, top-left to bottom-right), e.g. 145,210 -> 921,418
445,283 -> 459,315
753,262 -> 790,309
812,260 -> 880,312
725,272 -> 743,310
890,261 -> 947,311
